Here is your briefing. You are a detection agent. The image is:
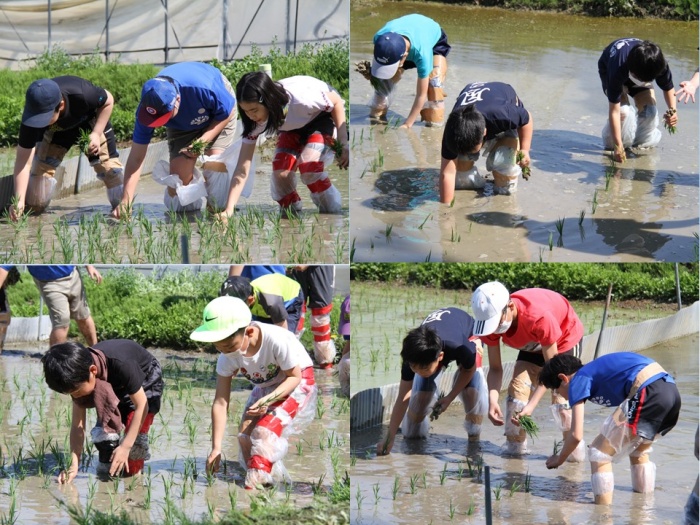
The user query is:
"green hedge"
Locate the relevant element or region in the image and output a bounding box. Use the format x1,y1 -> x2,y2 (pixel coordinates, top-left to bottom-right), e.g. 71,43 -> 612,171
6,268 -> 343,354
350,263 -> 699,303
0,40 -> 349,147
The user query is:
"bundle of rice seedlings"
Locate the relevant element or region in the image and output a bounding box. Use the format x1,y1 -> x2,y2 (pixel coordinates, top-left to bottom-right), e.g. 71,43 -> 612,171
516,150 -> 531,180
553,439 -> 563,455
429,392 -> 446,421
76,128 -> 92,155
518,414 -> 539,440
664,108 -> 677,134
188,138 -> 210,157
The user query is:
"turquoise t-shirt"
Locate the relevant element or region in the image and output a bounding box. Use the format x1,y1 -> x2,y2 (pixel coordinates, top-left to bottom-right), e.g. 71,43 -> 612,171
374,14 -> 442,79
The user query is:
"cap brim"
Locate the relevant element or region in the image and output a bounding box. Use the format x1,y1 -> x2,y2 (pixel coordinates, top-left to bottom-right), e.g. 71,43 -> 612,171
189,326 -> 236,343
22,109 -> 56,128
371,59 -> 400,80
137,104 -> 174,128
472,314 -> 501,337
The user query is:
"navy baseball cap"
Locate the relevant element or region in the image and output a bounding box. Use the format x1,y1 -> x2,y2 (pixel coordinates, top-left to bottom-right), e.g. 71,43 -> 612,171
137,77 -> 178,127
22,79 -> 62,128
371,32 -> 406,80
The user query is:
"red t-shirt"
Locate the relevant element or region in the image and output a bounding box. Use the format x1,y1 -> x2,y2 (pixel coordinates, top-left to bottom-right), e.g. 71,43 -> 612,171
481,288 -> 583,353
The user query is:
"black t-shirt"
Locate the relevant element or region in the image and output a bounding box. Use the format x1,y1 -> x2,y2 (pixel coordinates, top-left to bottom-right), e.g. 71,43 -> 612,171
598,38 -> 674,104
18,75 -> 108,148
92,339 -> 155,402
441,82 -> 530,160
401,307 -> 477,382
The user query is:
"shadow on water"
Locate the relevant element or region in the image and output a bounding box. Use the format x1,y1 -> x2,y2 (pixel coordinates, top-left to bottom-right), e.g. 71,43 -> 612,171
368,168 -> 439,211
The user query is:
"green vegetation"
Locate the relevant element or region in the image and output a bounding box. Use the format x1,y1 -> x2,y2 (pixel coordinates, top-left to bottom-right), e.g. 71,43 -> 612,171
0,40 -> 349,147
5,267 -> 344,355
410,0 -> 698,20
351,263 -> 699,303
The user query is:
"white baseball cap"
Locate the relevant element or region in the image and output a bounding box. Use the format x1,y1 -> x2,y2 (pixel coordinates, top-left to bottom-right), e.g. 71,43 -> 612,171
471,281 -> 510,336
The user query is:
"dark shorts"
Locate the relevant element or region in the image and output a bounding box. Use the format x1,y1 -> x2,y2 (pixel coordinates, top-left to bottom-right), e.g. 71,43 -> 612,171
516,339 -> 582,368
402,29 -> 451,71
627,377 -> 681,440
118,358 -> 164,423
600,75 -> 652,102
253,288 -> 305,335
290,266 -> 334,308
46,120 -> 120,162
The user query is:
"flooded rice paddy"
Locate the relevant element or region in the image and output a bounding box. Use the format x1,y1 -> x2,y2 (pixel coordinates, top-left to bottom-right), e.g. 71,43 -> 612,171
0,149 -> 349,264
350,335 -> 698,524
350,2 -> 699,262
0,347 -> 350,524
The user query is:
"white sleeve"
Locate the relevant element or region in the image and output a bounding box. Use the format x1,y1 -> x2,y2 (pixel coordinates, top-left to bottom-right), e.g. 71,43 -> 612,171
215,352 -> 239,377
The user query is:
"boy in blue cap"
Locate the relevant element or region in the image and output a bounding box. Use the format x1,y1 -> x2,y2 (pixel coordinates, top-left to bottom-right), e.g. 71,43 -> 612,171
113,62 -> 237,216
11,76 -> 123,219
368,14 -> 450,128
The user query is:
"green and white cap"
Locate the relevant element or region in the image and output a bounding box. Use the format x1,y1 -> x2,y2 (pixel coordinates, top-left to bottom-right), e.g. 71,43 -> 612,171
190,296 -> 252,343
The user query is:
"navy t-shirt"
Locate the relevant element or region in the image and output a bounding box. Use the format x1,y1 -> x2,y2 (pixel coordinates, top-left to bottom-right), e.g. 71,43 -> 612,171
401,307 -> 477,382
441,82 -> 530,160
598,38 -> 674,104
18,76 -> 108,148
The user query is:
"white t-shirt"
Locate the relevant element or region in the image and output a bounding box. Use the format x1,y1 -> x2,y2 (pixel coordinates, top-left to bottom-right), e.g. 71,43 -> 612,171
242,76 -> 335,143
216,322 -> 313,387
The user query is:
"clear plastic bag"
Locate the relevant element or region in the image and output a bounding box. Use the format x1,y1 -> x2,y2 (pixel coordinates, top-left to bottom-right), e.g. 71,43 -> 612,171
201,139 -> 256,211
152,160 -> 206,212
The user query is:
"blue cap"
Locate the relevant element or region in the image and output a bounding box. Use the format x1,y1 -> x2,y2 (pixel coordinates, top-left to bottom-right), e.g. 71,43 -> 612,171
371,32 -> 406,80
22,79 -> 62,128
137,77 -> 178,127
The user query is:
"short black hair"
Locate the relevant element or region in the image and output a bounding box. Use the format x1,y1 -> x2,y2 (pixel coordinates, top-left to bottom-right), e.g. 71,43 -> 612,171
219,276 -> 253,301
627,41 -> 667,82
42,342 -> 93,394
236,71 -> 290,138
539,354 -> 584,389
401,325 -> 443,368
444,104 -> 486,156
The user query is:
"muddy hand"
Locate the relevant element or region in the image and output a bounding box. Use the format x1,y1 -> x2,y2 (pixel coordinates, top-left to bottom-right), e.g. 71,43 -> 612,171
355,60 -> 373,81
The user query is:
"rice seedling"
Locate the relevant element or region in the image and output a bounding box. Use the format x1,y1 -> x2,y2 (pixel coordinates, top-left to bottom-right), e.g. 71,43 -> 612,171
591,189 -> 598,214
424,250 -> 432,262
553,439 -> 564,455
188,138 -> 210,157
391,475 -> 400,500
524,471 -> 532,493
384,223 -> 393,239
418,213 -> 431,230
466,498 -> 475,515
429,392 -> 446,421
355,484 -> 365,510
664,108 -> 677,134
450,228 -> 461,243
448,498 -> 456,520
509,481 -> 522,496
457,462 -> 465,480
439,463 -> 448,485
76,128 -> 92,155
409,473 -> 419,494
372,483 -> 380,504
421,471 -> 428,489
228,486 -> 238,509
493,482 -> 503,500
555,217 -> 565,237
311,473 -> 326,496
449,196 -> 456,208
548,231 -> 554,251
578,209 -> 586,226
518,415 -> 539,440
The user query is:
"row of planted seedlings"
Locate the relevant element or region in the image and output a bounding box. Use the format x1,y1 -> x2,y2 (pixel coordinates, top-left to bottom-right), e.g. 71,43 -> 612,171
0,203 -> 348,263
0,353 -> 349,524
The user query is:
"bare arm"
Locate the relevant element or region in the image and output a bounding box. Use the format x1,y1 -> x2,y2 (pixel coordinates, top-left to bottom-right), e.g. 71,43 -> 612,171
518,343 -> 558,418
608,101 -> 625,162
88,90 -> 115,155
207,374 -> 233,473
517,110 -> 534,167
441,363 -> 476,410
109,387 -> 148,476
486,343 -> 505,425
58,403 -> 86,484
377,379 -> 412,455
11,146 -> 35,220
327,91 -> 349,168
662,88 -> 678,126
547,401 -> 584,469
404,76 -> 429,128
219,141 -> 256,219
113,142 -> 148,217
439,157 -> 457,204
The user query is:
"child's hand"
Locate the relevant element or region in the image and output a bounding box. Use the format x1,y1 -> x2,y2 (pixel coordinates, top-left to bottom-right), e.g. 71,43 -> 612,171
109,444 -> 131,476
511,406 -> 533,426
376,434 -> 395,456
336,144 -> 349,169
613,146 -> 626,163
545,453 -> 563,470
516,150 -> 531,168
663,108 -> 678,127
488,402 -> 504,426
436,395 -> 452,414
206,449 -> 221,473
57,466 -> 78,484
88,131 -> 101,156
676,81 -> 698,104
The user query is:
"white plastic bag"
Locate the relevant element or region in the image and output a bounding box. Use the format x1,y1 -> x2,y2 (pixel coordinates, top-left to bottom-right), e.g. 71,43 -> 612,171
152,160 -> 206,212
200,139 -> 256,210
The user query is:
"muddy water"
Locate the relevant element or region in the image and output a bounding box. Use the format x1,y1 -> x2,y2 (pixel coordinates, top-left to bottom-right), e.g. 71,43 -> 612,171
0,152 -> 349,264
350,335 -> 698,524
350,2 -> 699,262
0,348 -> 349,524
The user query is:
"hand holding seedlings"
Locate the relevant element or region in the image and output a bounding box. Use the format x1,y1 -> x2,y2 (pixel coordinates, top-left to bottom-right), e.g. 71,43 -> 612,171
664,108 -> 677,134
181,138 -> 210,158
206,449 -> 222,474
515,413 -> 539,440
613,145 -> 627,163
329,138 -> 349,169
429,392 -> 446,421
516,150 -> 531,180
77,128 -> 100,156
247,391 -> 285,416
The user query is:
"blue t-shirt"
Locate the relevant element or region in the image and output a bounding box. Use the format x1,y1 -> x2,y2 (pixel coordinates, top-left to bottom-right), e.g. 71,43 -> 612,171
401,307 -> 477,381
568,352 -> 674,407
598,38 -> 674,104
441,82 -> 530,160
27,265 -> 75,281
374,14 -> 442,79
241,266 -> 286,281
133,62 -> 236,144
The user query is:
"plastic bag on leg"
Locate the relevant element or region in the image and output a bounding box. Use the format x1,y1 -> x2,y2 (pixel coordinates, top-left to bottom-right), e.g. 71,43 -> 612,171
152,160 -> 206,211
602,104 -> 637,149
201,139 -> 256,210
455,166 -> 486,190
25,173 -> 57,214
633,104 -> 661,148
337,354 -> 350,397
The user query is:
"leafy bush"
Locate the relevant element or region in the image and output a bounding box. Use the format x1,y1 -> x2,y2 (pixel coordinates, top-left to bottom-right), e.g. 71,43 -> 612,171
351,263 -> 699,303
